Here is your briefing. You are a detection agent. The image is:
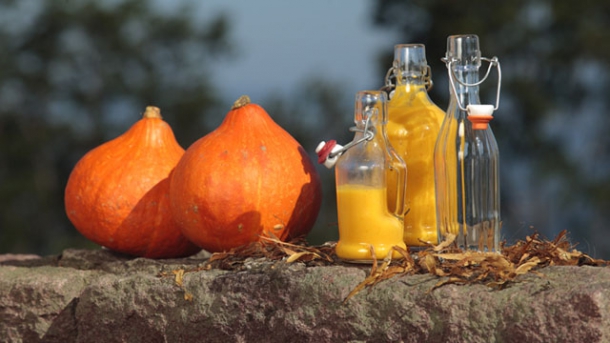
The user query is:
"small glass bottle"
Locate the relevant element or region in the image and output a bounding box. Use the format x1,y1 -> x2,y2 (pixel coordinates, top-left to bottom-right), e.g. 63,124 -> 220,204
334,90 -> 407,262
385,44 -> 446,247
434,34 -> 502,251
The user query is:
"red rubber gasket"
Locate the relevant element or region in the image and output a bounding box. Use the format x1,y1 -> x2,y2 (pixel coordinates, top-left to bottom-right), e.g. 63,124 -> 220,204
317,140 -> 337,164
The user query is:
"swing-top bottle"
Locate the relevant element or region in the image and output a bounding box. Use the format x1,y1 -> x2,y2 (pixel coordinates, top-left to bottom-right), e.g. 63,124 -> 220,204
385,44 -> 445,247
334,90 -> 407,262
434,34 -> 502,251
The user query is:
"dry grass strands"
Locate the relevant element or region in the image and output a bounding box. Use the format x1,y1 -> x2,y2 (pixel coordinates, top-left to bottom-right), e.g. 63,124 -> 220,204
159,235 -> 336,301
168,268 -> 193,301
197,234 -> 336,272
343,246 -> 413,303
158,230 -> 606,303
343,230 -> 608,301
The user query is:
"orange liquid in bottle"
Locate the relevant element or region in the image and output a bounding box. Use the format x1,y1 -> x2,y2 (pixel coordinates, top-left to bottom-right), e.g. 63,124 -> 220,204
335,185 -> 406,262
386,84 -> 445,246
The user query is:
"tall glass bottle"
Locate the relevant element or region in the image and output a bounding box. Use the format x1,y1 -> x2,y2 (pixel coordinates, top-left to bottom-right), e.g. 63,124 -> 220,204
335,90 -> 407,262
434,34 -> 501,251
385,44 -> 445,247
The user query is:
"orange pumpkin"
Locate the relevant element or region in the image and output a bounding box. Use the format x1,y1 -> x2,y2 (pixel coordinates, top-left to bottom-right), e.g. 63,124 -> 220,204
64,106 -> 200,258
169,95 -> 322,252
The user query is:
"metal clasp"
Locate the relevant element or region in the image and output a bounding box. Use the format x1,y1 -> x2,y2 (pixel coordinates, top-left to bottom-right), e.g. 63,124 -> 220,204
329,109 -> 376,159
316,108 -> 378,168
381,61 -> 433,95
443,56 -> 502,112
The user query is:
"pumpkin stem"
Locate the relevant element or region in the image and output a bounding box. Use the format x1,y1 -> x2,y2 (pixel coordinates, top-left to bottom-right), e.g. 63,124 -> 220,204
232,95 -> 251,110
143,106 -> 162,119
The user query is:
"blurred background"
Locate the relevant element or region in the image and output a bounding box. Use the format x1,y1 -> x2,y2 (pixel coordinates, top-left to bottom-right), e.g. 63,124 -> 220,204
1,0 -> 609,258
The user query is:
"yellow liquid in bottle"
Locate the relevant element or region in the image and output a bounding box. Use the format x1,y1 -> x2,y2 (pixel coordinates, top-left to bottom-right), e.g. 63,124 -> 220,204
386,84 -> 445,246
335,185 -> 406,262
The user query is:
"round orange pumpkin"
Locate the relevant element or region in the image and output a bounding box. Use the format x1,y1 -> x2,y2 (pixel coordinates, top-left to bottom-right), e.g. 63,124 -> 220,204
64,106 -> 200,258
169,95 -> 322,252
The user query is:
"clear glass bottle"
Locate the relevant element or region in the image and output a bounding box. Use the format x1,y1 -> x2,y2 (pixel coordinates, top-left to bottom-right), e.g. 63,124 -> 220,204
335,90 -> 407,262
385,44 -> 446,247
434,34 -> 502,251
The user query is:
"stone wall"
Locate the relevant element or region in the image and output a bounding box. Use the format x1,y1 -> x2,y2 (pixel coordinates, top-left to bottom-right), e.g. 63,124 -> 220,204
1,249 -> 609,343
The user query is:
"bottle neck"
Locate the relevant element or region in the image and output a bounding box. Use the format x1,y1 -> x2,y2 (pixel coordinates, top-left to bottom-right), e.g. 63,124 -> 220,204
352,91 -> 387,150
392,44 -> 429,89
354,92 -> 387,126
395,74 -> 426,87
445,34 -> 483,111
450,65 -> 481,109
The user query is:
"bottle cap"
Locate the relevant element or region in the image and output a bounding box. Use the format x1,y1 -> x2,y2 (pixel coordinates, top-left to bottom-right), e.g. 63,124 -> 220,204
316,140 -> 344,169
467,104 -> 494,130
446,34 -> 481,67
394,44 -> 427,79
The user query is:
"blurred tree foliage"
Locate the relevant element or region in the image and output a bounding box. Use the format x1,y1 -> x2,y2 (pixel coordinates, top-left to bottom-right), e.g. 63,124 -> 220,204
3,0 -> 610,259
0,0 -> 231,254
373,0 -> 610,256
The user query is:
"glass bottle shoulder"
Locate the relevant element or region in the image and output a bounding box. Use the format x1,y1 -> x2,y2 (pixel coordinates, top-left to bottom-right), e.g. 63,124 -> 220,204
387,84 -> 445,136
462,125 -> 500,159
389,85 -> 443,115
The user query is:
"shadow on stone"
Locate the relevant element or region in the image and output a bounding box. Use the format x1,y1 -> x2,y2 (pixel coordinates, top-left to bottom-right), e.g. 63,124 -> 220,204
41,298 -> 79,343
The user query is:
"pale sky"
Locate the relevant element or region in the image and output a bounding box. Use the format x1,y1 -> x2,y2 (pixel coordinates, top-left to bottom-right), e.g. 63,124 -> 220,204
189,0 -> 398,101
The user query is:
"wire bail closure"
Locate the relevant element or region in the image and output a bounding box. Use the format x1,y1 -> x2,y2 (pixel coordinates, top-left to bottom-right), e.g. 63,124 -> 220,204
336,111 -> 375,156
315,109 -> 376,169
381,61 -> 433,95
443,56 -> 502,112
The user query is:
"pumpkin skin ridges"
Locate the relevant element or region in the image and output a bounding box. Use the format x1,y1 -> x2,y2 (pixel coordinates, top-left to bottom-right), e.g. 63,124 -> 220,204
169,96 -> 322,252
64,107 -> 200,258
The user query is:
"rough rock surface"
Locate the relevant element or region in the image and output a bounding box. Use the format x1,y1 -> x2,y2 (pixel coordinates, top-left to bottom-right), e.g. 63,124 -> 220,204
1,249 -> 609,343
